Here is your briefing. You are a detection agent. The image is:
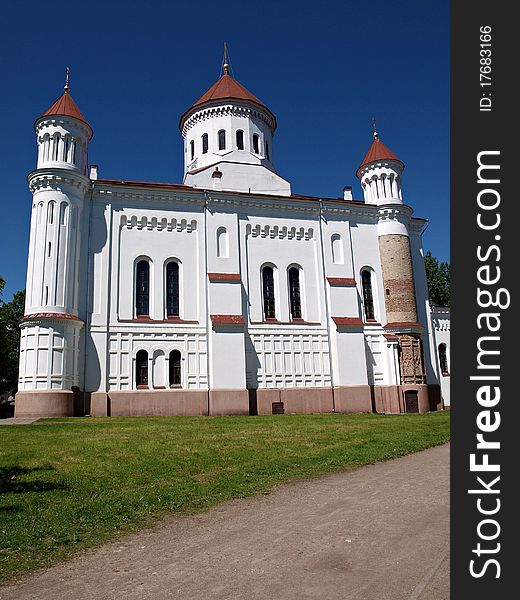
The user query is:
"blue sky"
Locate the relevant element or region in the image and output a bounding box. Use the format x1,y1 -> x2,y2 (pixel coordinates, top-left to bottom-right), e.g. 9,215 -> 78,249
0,0 -> 449,301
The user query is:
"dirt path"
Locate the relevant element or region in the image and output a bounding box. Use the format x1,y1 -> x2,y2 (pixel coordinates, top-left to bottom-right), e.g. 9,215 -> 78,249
0,444 -> 449,600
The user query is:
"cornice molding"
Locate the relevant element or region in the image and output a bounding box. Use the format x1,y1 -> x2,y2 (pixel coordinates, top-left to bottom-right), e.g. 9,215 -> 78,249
27,169 -> 91,195
182,103 -> 275,136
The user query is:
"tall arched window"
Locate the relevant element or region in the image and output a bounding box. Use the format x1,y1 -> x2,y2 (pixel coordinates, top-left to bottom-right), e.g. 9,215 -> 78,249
202,133 -> 209,154
216,226 -> 228,258
165,261 -> 179,317
52,136 -> 60,161
190,140 -> 195,160
262,266 -> 276,319
288,267 -> 302,319
361,269 -> 375,320
438,344 -> 449,374
236,129 -> 244,150
218,129 -> 226,150
136,350 -> 148,387
64,137 -> 70,162
169,350 -> 181,387
331,234 -> 344,264
253,134 -> 260,154
71,140 -> 77,165
136,260 -> 150,316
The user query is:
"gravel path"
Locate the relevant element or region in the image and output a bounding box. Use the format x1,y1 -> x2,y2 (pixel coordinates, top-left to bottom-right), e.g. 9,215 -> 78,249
0,444 -> 449,600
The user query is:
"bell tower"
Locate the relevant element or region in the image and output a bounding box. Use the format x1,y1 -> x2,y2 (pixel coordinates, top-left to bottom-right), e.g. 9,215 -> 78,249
357,127 -> 426,387
15,69 -> 92,417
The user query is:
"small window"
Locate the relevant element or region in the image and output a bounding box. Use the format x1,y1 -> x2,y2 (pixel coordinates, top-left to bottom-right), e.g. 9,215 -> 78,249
71,140 -> 76,165
48,242 -> 51,257
165,262 -> 179,317
65,137 -> 70,162
438,344 -> 449,375
265,141 -> 270,160
288,267 -> 302,319
218,130 -> 226,150
48,201 -> 55,224
136,260 -> 150,316
190,140 -> 195,160
136,350 -> 148,387
236,130 -> 244,150
253,134 -> 259,154
169,350 -> 181,387
262,266 -> 276,320
361,269 -> 375,321
202,133 -> 209,154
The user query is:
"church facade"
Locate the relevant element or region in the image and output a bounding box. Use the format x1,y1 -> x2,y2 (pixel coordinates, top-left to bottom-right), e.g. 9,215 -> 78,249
15,63 -> 449,418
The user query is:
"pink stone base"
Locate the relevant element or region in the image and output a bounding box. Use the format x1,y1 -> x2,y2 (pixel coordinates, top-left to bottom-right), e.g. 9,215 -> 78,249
333,386 -> 373,413
255,387 -> 334,415
209,389 -> 249,416
103,390 -> 209,417
374,384 -> 443,414
14,390 -> 74,418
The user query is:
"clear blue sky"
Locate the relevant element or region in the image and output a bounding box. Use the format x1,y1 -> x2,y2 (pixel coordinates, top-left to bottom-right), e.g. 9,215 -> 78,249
0,0 -> 449,301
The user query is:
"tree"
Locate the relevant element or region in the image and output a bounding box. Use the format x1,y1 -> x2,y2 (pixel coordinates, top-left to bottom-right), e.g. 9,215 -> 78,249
0,280 -> 25,394
424,251 -> 450,307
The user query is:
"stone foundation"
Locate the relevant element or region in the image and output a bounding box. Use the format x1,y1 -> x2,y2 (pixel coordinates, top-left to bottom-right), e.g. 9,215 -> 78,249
373,384 -> 442,414
209,389 -> 249,416
14,390 -> 74,418
255,387 -> 334,415
333,386 -> 373,413
91,390 -> 209,417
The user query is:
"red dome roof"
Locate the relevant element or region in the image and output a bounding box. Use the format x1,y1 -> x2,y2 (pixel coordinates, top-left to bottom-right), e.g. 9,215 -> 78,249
356,136 -> 403,178
39,89 -> 92,136
180,72 -> 276,130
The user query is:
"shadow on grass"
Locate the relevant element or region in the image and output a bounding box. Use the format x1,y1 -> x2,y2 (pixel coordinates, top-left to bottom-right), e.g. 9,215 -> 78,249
0,466 -> 68,494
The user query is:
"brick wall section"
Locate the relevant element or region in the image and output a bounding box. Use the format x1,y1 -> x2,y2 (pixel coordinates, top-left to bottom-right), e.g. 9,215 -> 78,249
378,234 -> 418,323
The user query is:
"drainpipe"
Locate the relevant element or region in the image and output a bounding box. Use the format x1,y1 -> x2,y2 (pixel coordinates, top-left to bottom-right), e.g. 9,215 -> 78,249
318,199 -> 335,412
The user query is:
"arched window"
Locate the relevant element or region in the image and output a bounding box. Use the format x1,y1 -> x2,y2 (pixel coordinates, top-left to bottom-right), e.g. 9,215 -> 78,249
64,137 -> 70,162
52,136 -> 60,161
165,261 -> 179,317
438,344 -> 449,374
202,133 -> 209,154
288,267 -> 302,319
265,141 -> 270,160
361,269 -> 375,320
136,260 -> 150,316
253,134 -> 259,154
136,350 -> 148,387
262,265 -> 276,319
71,140 -> 77,165
218,129 -> 226,150
48,201 -> 55,224
216,226 -> 228,258
236,130 -> 244,150
190,140 -> 195,160
331,234 -> 344,264
169,350 -> 181,387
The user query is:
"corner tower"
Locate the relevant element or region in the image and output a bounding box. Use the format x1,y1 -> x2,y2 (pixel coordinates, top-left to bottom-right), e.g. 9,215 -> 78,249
179,59 -> 291,195
15,71 -> 92,417
357,129 -> 426,388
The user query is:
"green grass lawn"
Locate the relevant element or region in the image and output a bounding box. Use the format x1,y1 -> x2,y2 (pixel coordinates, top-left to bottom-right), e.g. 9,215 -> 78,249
0,412 -> 450,583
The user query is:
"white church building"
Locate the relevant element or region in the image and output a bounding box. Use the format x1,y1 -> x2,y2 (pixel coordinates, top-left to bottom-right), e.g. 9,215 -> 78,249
15,61 -> 450,418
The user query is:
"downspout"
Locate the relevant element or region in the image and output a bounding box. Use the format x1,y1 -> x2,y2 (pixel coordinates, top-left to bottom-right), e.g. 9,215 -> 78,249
203,189 -> 211,415
82,181 -> 95,415
318,199 -> 335,412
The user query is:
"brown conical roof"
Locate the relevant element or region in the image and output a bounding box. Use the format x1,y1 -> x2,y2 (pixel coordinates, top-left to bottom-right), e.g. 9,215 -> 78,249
40,88 -> 92,136
179,72 -> 276,131
356,135 -> 403,178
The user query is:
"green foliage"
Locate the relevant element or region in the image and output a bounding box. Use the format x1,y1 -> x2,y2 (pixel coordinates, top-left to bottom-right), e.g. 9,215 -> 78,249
0,412 -> 450,582
0,279 -> 26,394
424,251 -> 450,307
